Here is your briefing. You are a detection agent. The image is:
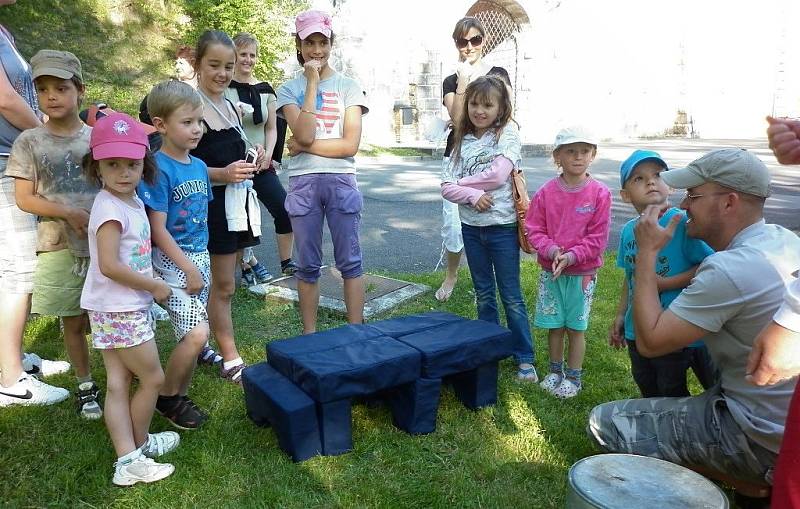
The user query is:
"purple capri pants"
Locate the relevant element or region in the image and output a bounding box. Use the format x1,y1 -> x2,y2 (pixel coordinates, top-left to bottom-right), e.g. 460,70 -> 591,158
284,173 -> 363,283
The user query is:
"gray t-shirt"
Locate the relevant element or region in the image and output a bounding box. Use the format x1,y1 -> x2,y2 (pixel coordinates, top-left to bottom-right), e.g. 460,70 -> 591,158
669,220 -> 800,453
276,71 -> 368,177
0,26 -> 39,160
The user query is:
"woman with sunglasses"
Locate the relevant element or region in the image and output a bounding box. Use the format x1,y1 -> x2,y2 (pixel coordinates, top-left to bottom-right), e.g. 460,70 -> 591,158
436,16 -> 512,302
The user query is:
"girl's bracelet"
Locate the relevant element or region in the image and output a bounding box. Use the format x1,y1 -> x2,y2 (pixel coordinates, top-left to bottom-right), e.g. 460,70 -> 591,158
300,108 -> 315,115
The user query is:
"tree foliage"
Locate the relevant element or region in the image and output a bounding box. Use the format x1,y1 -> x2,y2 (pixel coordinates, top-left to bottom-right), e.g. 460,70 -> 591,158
179,0 -> 308,85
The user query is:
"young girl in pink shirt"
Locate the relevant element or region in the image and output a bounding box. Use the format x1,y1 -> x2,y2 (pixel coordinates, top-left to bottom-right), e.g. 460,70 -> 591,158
524,127 -> 611,398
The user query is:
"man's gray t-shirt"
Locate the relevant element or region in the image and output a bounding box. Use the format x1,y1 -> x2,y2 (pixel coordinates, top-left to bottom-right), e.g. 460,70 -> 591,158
669,220 -> 800,453
0,26 -> 39,161
276,72 -> 367,177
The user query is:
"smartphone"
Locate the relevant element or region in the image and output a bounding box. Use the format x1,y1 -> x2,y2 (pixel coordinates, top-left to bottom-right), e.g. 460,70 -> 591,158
245,147 -> 258,165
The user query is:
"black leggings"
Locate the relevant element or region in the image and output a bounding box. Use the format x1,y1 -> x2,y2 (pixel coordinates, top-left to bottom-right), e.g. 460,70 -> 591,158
252,170 -> 292,234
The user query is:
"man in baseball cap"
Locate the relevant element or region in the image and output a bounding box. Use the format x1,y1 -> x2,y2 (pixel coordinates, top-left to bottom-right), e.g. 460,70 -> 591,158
589,147 -> 799,499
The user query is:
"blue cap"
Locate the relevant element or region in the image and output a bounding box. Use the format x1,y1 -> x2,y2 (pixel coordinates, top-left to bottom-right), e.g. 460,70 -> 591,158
620,150 -> 668,188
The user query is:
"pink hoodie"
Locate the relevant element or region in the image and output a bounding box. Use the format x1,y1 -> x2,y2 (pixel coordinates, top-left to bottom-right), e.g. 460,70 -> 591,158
524,176 -> 612,275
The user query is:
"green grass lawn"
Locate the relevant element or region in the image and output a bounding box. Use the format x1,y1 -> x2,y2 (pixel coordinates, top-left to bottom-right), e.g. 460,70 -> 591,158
1,256 -> 706,507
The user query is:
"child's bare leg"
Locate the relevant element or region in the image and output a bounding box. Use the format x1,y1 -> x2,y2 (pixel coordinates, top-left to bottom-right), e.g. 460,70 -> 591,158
101,349 -> 136,456
436,249 -> 461,301
161,323 -> 208,397
62,314 -> 90,378
547,327 -> 566,363
117,340 -> 164,447
297,279 -> 320,334
343,275 -> 364,325
565,328 -> 586,370
208,253 -> 241,362
277,232 -> 293,261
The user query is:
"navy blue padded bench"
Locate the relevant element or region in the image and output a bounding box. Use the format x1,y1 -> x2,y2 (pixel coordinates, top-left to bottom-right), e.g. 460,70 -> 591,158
267,325 -> 422,455
365,311 -> 464,339
393,319 -> 514,410
242,362 -> 322,462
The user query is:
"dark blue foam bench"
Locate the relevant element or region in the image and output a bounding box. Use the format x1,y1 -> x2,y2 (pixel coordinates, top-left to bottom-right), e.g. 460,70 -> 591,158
385,377 -> 442,434
242,362 -> 322,462
365,311 -> 465,339
394,319 -> 513,410
268,327 -> 422,403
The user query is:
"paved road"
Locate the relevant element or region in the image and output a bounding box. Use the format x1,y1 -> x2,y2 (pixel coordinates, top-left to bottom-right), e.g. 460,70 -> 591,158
250,138 -> 800,276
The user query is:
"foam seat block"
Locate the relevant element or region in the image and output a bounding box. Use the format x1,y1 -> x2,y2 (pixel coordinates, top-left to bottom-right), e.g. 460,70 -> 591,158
269,326 -> 422,403
447,361 -> 500,409
317,399 -> 353,455
267,324 -> 384,379
394,319 -> 513,379
242,362 -> 321,462
366,311 -> 465,339
385,377 -> 441,435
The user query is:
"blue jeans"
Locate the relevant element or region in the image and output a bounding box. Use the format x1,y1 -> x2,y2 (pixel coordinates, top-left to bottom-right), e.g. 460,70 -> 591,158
461,223 -> 535,364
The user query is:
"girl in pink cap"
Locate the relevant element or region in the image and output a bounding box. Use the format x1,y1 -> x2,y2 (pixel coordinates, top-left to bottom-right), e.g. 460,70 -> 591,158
277,10 -> 368,333
81,112 -> 179,485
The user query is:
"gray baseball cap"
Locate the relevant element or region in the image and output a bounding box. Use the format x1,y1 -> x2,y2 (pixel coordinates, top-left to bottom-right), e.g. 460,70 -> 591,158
661,148 -> 771,198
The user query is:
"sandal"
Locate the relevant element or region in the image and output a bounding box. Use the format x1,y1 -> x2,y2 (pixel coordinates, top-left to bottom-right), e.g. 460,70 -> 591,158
517,365 -> 539,383
156,395 -> 208,430
197,345 -> 222,366
552,378 -> 581,399
435,279 -> 456,302
539,372 -> 562,392
220,362 -> 246,385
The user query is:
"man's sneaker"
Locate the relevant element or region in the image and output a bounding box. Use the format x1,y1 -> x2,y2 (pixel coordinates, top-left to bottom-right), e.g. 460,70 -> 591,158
281,260 -> 298,276
22,353 -> 71,378
156,394 -> 208,430
76,382 -> 103,419
250,262 -> 273,283
113,454 -> 174,486
0,375 -> 69,407
140,431 -> 180,458
240,267 -> 257,287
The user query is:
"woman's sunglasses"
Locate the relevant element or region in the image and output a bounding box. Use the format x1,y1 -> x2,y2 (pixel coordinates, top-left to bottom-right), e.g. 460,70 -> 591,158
455,35 -> 483,49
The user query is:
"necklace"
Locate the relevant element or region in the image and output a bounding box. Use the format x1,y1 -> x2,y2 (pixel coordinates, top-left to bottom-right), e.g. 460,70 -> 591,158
197,89 -> 252,147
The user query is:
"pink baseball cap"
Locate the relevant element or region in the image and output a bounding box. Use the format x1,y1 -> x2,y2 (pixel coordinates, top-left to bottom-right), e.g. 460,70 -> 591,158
90,112 -> 149,160
295,10 -> 332,40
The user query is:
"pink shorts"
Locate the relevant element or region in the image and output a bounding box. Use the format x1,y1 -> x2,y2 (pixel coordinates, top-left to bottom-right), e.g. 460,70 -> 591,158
88,309 -> 154,349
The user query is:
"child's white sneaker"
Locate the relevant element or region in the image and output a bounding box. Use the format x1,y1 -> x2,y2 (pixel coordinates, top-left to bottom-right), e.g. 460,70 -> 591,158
141,431 -> 180,458
539,373 -> 563,393
0,375 -> 69,407
22,352 -> 71,377
113,454 -> 174,486
552,378 -> 581,399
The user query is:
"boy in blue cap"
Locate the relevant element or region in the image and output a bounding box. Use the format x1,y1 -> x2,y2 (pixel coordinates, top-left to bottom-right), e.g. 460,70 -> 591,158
609,150 -> 716,396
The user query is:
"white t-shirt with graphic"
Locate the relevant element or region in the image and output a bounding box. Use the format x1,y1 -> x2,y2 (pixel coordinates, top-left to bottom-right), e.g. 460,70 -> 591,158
276,71 -> 368,176
81,189 -> 154,312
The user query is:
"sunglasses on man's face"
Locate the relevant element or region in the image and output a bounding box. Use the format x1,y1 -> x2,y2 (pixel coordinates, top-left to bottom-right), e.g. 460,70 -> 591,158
455,35 -> 483,49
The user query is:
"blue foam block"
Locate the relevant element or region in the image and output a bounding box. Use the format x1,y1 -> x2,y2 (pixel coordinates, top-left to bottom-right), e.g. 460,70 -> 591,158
448,361 -> 499,409
267,324 -> 384,379
317,398 -> 353,455
242,363 -> 322,462
271,329 -> 422,403
386,377 -> 441,435
394,319 -> 513,379
366,311 -> 465,338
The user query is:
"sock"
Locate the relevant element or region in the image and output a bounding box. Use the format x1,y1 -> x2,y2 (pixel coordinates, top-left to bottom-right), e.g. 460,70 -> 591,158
280,258 -> 292,269
549,361 -> 563,374
117,448 -> 141,465
223,357 -> 244,371
565,367 -> 582,388
77,375 -> 93,385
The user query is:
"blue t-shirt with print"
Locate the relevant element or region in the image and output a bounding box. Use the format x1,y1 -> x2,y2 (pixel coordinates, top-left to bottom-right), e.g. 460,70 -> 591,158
138,152 -> 212,253
617,207 -> 714,343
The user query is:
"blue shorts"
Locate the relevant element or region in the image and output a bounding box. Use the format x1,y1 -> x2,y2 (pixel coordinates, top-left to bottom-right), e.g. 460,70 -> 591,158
533,271 -> 596,331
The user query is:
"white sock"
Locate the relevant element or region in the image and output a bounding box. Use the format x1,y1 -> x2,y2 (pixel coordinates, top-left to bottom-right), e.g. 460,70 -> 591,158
118,448 -> 141,465
222,358 -> 243,371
